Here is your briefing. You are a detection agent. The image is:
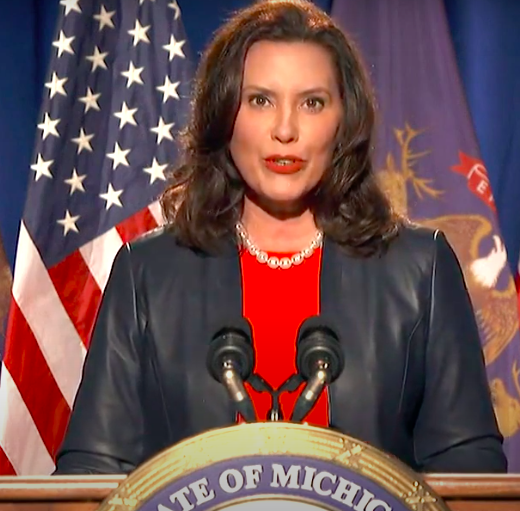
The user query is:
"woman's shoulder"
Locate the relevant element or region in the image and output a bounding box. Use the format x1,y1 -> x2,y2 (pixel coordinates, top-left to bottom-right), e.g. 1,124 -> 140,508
128,224 -> 180,251
340,222 -> 463,304
119,224 -> 195,268
380,221 -> 457,274
122,224 -> 235,265
391,221 -> 444,253
107,225 -> 208,289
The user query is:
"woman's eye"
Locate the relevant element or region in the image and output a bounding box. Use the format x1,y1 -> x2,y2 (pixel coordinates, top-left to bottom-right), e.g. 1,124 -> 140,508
304,97 -> 325,110
249,94 -> 269,107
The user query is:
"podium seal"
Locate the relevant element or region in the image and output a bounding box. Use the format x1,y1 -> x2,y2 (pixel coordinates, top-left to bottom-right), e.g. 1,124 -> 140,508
98,423 -> 449,511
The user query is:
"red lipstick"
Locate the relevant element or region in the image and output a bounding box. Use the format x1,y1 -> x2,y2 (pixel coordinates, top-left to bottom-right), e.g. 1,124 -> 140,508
264,155 -> 306,174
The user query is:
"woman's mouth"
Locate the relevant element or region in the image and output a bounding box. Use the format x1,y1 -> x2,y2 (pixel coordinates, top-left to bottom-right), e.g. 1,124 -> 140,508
264,156 -> 306,174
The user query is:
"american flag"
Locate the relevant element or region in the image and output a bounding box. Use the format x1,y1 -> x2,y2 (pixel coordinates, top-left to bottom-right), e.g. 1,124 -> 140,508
0,0 -> 194,475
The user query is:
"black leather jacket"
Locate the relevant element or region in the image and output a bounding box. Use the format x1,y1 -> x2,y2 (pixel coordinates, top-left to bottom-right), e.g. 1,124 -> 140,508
54,224 -> 507,474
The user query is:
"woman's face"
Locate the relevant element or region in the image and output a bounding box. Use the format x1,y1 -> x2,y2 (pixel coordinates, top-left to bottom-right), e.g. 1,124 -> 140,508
229,40 -> 343,215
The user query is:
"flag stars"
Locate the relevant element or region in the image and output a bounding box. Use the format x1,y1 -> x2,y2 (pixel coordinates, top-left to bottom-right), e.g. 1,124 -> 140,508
72,128 -> 94,153
45,73 -> 67,99
57,210 -> 80,235
151,117 -> 174,144
128,19 -> 151,46
144,157 -> 168,184
37,113 -> 60,140
60,0 -> 81,15
93,5 -> 115,31
64,168 -> 86,195
156,76 -> 180,103
168,0 -> 181,20
121,61 -> 144,87
163,34 -> 185,61
53,30 -> 75,57
114,102 -> 138,128
100,184 -> 123,209
79,87 -> 101,112
107,142 -> 131,169
31,154 -> 53,181
86,46 -> 109,71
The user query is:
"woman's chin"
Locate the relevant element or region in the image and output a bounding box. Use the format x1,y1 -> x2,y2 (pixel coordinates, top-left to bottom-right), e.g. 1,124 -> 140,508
247,192 -> 310,217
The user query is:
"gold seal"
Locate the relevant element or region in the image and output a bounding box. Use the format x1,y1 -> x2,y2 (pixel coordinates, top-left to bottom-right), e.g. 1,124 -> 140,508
98,422 -> 449,511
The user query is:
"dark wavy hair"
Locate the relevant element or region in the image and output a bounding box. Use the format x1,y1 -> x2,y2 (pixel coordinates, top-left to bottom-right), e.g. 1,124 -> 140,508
160,0 -> 401,256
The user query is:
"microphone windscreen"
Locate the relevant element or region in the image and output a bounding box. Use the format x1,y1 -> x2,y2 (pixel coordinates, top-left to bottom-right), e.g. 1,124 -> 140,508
210,316 -> 253,344
296,315 -> 344,382
207,316 -> 255,381
296,315 -> 339,344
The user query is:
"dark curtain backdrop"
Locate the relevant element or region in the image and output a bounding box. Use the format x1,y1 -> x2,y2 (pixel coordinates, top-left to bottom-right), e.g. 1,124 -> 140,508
0,0 -> 518,272
445,0 -> 520,272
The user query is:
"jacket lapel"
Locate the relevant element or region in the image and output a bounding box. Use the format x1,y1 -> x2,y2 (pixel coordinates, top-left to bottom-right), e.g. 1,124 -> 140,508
187,241 -> 244,430
320,239 -> 379,441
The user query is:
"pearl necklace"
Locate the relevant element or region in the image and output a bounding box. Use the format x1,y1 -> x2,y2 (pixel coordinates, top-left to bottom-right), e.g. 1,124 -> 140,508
235,222 -> 323,269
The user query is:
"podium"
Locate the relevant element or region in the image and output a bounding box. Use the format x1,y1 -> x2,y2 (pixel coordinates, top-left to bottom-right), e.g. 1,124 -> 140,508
1,475 -> 520,511
0,423 -> 519,511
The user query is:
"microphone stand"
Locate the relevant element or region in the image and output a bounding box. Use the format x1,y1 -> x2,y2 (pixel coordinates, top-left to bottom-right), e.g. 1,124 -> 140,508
221,360 -> 257,422
249,373 -> 303,421
290,361 -> 329,422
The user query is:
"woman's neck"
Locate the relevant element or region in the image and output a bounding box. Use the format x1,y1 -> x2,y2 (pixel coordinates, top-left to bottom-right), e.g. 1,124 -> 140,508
240,197 -> 320,253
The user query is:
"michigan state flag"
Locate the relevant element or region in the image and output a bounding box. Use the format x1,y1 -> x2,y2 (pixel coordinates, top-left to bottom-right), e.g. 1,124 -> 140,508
331,0 -> 520,470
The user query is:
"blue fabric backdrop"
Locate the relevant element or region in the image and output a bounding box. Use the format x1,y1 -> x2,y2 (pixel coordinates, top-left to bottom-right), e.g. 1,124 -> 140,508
445,0 -> 520,271
0,0 -> 518,272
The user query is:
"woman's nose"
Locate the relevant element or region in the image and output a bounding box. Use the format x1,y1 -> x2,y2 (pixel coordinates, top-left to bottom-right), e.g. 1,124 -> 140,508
271,107 -> 299,144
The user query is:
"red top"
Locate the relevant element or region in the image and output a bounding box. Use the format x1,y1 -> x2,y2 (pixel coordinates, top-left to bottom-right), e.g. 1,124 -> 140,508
239,246 -> 329,426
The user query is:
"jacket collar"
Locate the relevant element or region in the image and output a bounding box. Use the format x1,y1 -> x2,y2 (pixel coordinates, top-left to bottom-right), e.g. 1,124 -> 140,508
204,234 -> 354,331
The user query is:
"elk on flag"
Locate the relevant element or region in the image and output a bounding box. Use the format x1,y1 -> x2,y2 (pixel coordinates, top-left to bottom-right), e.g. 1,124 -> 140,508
332,0 -> 520,471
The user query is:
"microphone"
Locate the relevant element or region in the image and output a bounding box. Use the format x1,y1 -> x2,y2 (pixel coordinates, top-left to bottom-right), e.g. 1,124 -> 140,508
206,318 -> 257,422
290,316 -> 344,422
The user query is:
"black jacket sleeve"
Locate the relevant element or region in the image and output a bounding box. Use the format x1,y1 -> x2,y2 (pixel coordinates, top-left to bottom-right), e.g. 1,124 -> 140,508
54,244 -> 145,474
413,232 -> 507,472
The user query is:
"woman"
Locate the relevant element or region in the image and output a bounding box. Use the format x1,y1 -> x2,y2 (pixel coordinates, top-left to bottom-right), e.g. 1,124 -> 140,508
54,0 -> 506,474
